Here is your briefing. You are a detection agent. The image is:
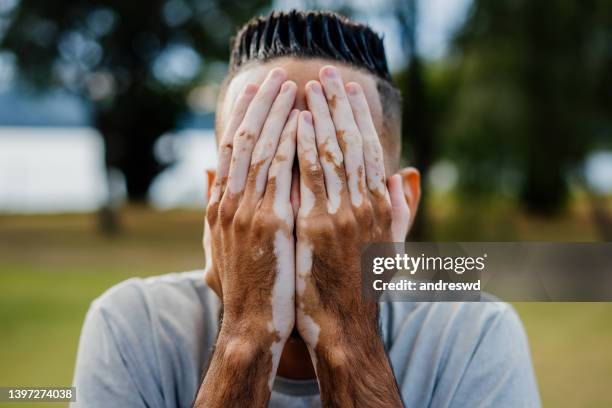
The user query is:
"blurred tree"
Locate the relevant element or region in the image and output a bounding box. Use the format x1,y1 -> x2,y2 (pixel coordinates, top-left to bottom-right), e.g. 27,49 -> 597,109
447,0 -> 612,214
392,0 -> 434,240
0,0 -> 270,203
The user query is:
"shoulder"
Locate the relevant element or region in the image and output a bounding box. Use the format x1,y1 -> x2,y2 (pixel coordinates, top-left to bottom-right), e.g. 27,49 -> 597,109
73,271 -> 220,407
88,269 -> 220,355
382,294 -> 523,348
91,270 -> 217,321
383,296 -> 540,407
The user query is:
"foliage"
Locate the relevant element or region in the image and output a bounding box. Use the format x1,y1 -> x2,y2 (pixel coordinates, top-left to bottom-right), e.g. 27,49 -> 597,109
444,0 -> 612,213
1,0 -> 270,199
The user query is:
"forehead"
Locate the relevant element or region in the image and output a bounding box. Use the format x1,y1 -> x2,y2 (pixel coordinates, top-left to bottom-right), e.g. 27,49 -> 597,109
219,57 -> 383,134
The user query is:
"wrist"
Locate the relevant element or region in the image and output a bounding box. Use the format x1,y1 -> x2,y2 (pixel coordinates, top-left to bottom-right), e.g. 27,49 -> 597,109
305,310 -> 382,363
219,313 -> 290,352
216,330 -> 267,364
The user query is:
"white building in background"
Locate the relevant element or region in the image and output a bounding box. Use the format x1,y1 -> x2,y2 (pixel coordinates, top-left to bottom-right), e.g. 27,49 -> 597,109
0,127 -> 107,213
0,88 -> 217,213
0,126 -> 217,213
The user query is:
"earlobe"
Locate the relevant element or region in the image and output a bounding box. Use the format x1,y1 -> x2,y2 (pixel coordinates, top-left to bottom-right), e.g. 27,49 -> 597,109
398,167 -> 421,223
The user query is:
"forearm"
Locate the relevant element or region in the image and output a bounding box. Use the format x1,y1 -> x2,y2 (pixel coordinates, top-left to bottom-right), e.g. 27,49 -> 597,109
194,325 -> 277,407
312,314 -> 403,408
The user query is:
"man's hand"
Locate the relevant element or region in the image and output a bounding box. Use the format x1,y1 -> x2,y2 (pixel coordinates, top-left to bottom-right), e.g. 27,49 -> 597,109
295,66 -> 409,407
196,68 -> 298,406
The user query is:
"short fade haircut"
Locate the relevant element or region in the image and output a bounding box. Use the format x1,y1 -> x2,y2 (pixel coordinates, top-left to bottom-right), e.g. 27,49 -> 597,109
221,10 -> 402,167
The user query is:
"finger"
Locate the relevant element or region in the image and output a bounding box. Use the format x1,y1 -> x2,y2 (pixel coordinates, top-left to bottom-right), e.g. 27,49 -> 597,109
247,80 -> 297,201
297,111 -> 326,215
226,67 -> 287,195
345,82 -> 386,197
263,109 -> 298,221
210,83 -> 258,204
388,174 -> 410,241
319,65 -> 366,207
305,80 -> 347,214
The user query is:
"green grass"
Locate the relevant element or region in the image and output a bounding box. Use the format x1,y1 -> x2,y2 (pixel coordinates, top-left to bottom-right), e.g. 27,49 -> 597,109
1,204 -> 611,407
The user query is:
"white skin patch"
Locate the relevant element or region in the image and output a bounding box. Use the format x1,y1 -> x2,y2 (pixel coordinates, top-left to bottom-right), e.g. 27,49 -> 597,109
270,229 -> 294,336
268,341 -> 284,390
253,246 -> 265,260
300,185 -> 316,217
268,229 -> 294,389
320,161 -> 342,214
296,239 -> 320,369
364,156 -> 385,195
296,240 -> 313,296
255,166 -> 268,193
297,312 -> 321,368
203,221 -> 213,271
227,147 -> 252,194
272,167 -> 292,221
347,172 -> 363,206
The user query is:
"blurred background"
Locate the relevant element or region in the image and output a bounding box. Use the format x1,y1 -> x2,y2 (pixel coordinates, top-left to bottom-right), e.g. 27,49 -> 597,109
0,0 -> 611,406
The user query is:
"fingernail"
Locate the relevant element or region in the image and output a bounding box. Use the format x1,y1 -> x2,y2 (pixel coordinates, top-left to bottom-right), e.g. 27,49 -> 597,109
271,68 -> 285,79
347,83 -> 359,95
302,112 -> 312,124
281,81 -> 295,93
308,81 -> 322,94
323,66 -> 337,78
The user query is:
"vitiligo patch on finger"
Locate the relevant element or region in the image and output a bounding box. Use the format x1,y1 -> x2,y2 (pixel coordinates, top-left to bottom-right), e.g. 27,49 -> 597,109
250,159 -> 270,193
318,139 -> 344,214
300,144 -> 318,165
228,157 -> 250,194
272,178 -> 292,223
325,174 -> 342,214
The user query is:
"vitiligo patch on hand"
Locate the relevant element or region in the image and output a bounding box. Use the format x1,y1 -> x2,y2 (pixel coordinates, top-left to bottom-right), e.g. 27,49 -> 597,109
267,229 -> 295,389
296,240 -> 313,296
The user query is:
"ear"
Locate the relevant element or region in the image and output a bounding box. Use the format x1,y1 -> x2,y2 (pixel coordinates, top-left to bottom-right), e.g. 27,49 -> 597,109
398,167 -> 421,225
206,169 -> 216,202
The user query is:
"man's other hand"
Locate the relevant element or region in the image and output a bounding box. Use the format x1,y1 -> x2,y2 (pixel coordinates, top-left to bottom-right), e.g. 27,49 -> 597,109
295,65 -> 407,407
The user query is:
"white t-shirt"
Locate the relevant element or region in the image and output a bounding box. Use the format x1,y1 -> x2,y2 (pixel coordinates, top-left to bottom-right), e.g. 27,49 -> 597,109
72,270 -> 540,407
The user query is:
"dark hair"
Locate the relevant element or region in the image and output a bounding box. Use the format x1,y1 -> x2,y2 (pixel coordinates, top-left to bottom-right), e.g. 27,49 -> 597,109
230,10 -> 392,82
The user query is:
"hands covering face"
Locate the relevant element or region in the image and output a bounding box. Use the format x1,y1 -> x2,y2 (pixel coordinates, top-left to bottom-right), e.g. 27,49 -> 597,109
203,65 -> 411,353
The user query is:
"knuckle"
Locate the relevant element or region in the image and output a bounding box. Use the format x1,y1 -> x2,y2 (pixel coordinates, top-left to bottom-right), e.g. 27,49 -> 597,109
353,201 -> 374,223
377,201 -> 393,229
218,198 -> 237,228
366,138 -> 382,154
233,207 -> 252,232
349,133 -> 363,149
308,163 -> 324,180
236,127 -> 255,142
206,202 -> 220,226
334,211 -> 357,234
252,212 -> 282,234
301,216 -> 334,240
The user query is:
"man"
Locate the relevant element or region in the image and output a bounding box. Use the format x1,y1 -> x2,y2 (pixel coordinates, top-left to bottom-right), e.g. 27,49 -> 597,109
73,10 -> 540,407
